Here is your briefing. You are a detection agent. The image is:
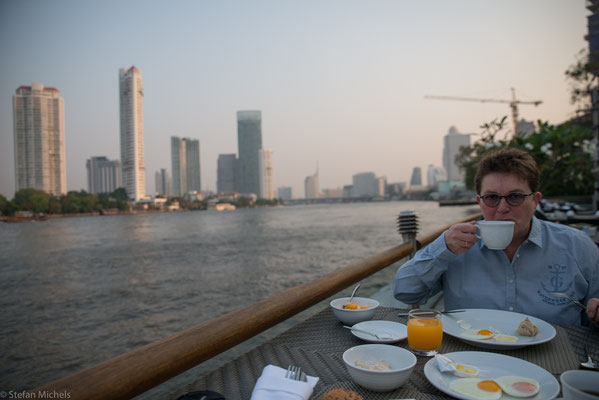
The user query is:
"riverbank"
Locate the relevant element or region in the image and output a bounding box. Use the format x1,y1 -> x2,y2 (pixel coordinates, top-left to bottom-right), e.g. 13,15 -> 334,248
0,209 -> 179,222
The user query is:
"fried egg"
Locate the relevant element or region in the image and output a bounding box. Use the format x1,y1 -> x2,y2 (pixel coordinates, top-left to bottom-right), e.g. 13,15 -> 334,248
460,328 -> 495,340
449,378 -> 502,400
457,319 -> 472,330
454,362 -> 479,377
494,376 -> 540,397
495,334 -> 518,342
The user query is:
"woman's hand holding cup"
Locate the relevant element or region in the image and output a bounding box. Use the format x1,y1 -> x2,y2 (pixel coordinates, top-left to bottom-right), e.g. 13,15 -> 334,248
445,221 -> 478,254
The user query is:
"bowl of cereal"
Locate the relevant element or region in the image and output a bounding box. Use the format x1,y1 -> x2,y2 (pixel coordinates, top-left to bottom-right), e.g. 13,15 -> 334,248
342,344 -> 416,391
330,297 -> 379,325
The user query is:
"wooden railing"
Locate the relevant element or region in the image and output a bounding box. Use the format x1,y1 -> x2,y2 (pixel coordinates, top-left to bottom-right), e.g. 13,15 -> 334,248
35,213 -> 481,399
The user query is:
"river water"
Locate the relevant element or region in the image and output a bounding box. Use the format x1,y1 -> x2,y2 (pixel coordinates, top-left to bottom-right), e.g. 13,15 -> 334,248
0,201 -> 478,398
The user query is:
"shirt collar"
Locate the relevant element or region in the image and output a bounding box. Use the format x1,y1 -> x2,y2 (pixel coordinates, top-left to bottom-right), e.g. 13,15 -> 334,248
526,216 -> 543,248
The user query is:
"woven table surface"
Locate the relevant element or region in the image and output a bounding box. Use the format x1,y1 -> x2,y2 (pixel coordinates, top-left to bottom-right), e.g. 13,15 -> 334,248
165,307 -> 599,400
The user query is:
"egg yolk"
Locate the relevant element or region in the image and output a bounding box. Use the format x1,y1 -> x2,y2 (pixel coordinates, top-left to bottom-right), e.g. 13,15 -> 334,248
478,380 -> 501,392
511,381 -> 537,393
477,329 -> 494,336
455,364 -> 477,375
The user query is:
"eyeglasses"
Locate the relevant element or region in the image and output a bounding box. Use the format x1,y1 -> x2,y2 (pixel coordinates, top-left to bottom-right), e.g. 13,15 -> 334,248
478,192 -> 535,207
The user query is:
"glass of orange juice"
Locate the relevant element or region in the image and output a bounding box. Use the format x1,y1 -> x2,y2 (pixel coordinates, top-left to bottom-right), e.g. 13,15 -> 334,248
407,309 -> 443,356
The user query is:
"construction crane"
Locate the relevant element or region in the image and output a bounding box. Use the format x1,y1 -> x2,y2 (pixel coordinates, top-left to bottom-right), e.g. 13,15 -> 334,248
425,88 -> 542,136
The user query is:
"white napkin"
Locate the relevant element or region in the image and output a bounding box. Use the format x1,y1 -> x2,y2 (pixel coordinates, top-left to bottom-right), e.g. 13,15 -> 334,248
250,364 -> 319,400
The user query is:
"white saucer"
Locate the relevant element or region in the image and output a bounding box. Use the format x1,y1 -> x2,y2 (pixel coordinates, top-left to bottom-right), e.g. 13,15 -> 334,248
349,320 -> 407,343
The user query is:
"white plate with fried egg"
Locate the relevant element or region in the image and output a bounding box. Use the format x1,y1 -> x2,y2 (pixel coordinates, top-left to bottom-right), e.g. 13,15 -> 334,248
424,351 -> 559,400
441,309 -> 556,350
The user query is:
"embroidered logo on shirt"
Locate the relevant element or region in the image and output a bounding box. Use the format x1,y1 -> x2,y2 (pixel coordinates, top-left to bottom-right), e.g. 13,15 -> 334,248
539,264 -> 572,306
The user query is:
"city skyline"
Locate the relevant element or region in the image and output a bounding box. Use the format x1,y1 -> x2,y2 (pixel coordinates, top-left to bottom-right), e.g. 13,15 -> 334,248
0,1 -> 590,198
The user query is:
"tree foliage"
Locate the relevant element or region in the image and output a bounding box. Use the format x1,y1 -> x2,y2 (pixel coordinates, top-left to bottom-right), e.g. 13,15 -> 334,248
6,187 -> 132,215
455,117 -> 595,197
565,48 -> 599,112
456,48 -> 597,198
13,188 -> 51,213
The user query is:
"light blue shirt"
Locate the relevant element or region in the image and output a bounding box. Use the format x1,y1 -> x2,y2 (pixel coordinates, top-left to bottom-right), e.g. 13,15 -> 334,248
392,217 -> 599,326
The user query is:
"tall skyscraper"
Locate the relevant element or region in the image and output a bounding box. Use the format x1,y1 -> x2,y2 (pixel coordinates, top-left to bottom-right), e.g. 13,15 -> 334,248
305,169 -> 320,199
427,164 -> 447,188
410,167 -> 422,187
154,168 -> 170,196
119,66 -> 146,201
443,126 -> 470,183
171,136 -> 201,197
13,83 -> 66,196
217,154 -> 238,194
237,110 -> 262,195
258,148 -> 274,200
86,156 -> 121,194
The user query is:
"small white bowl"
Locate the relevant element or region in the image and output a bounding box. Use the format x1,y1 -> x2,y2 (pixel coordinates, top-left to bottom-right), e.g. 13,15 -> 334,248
342,344 -> 416,392
560,370 -> 599,400
330,297 -> 379,325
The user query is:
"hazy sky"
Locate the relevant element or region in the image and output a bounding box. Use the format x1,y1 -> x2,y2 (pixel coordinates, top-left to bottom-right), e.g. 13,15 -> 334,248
0,0 -> 590,198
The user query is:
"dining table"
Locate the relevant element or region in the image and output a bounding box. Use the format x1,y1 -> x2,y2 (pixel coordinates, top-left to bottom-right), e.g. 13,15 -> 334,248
165,306 -> 599,399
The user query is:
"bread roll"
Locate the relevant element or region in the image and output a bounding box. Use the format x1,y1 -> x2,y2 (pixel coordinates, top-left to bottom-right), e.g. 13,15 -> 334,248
321,388 -> 364,400
516,317 -> 539,336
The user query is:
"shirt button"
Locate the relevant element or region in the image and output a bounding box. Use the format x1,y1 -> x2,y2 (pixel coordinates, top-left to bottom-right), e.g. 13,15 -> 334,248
509,306 -> 514,311
516,254 -> 520,258
509,279 -> 514,284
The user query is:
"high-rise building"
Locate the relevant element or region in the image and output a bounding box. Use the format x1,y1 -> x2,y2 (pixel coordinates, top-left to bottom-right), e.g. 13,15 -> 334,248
517,119 -> 536,138
13,83 -> 66,196
305,169 -> 320,199
443,126 -> 470,183
155,168 -> 170,196
352,172 -> 382,197
410,167 -> 422,187
237,110 -> 262,195
347,173 -> 386,197
119,66 -> 146,201
427,164 -> 447,188
377,176 -> 387,197
171,136 -> 201,197
258,148 -> 274,200
277,186 -> 292,200
87,156 -> 121,194
387,182 -> 406,197
217,154 -> 238,194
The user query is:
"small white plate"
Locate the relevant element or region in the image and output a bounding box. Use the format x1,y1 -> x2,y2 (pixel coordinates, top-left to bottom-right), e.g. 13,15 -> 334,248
424,351 -> 560,400
350,320 -> 407,343
442,308 -> 556,350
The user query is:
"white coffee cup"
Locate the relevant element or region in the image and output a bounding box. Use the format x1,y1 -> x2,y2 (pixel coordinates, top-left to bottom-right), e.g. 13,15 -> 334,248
475,220 -> 515,250
560,370 -> 599,399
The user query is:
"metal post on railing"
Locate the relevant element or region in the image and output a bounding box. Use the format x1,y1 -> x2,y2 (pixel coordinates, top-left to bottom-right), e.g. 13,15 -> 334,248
397,210 -> 419,258
397,210 -> 420,310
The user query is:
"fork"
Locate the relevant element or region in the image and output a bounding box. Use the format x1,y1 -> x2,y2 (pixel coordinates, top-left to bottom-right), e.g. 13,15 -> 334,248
547,292 -> 586,310
285,365 -> 307,382
581,344 -> 599,370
